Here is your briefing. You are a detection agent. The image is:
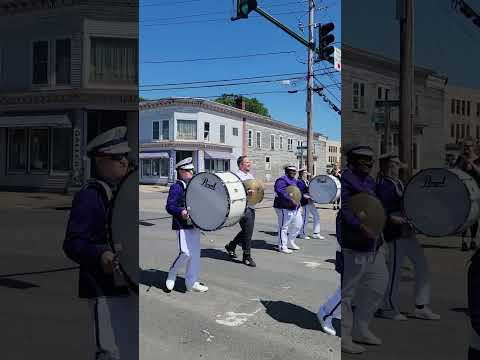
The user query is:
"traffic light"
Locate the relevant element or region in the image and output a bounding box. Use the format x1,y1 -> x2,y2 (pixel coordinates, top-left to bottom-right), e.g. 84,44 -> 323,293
318,22 -> 335,63
235,0 -> 257,19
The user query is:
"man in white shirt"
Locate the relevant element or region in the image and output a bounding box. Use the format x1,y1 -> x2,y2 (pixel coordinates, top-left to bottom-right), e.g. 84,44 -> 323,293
225,156 -> 257,267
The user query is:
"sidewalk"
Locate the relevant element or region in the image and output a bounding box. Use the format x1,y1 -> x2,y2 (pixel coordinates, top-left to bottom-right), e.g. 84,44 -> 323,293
0,191 -> 73,210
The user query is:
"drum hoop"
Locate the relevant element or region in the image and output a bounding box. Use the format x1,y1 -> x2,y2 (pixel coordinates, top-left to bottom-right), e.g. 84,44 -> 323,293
107,167 -> 139,293
402,167 -> 473,237
309,174 -> 339,202
185,171 -> 246,232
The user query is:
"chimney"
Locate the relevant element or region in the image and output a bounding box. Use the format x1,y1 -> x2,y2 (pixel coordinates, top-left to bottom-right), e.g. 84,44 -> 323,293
235,96 -> 246,111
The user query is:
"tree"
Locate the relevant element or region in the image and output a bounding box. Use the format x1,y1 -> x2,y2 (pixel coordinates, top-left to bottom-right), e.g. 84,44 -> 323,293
214,94 -> 270,117
139,96 -> 149,102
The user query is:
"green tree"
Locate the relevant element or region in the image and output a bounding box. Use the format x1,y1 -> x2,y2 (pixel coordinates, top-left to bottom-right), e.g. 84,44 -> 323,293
139,96 -> 149,102
214,94 -> 270,117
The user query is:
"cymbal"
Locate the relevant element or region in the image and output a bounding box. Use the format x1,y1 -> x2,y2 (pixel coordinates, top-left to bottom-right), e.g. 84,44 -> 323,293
285,185 -> 302,204
349,193 -> 386,238
243,179 -> 265,205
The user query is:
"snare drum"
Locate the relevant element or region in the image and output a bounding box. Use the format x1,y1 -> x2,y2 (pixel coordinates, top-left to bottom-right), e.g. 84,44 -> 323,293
185,172 -> 247,231
403,168 -> 480,237
309,175 -> 341,204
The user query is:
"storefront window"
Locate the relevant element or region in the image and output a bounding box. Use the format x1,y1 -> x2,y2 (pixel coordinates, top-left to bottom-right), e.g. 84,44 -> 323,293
204,158 -> 229,172
142,159 -> 152,177
8,129 -> 27,172
52,128 -> 72,171
30,128 -> 49,172
142,158 -> 169,177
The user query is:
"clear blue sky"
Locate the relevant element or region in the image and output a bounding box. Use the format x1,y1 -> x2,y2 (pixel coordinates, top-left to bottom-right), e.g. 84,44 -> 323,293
343,0 -> 480,88
139,0 -> 341,141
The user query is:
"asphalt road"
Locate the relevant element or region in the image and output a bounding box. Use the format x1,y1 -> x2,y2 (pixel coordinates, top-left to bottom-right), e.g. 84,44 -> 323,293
139,186 -> 341,360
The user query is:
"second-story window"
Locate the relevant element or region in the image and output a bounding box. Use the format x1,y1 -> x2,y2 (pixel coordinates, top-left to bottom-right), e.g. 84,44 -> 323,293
55,38 -> 71,85
270,134 -> 275,150
90,37 -> 137,83
177,119 -> 197,140
220,125 -> 226,144
232,127 -> 239,136
279,136 -> 283,150
162,120 -> 169,140
256,131 -> 261,148
152,121 -> 159,140
352,81 -> 366,111
248,130 -> 253,147
451,99 -> 455,114
204,122 -> 210,141
32,41 -> 49,85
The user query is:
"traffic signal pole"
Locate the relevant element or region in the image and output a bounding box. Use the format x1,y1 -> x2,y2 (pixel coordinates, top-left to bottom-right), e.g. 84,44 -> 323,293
306,0 -> 315,177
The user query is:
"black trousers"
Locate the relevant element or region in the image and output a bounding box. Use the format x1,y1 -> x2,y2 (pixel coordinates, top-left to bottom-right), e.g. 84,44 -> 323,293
229,207 -> 255,255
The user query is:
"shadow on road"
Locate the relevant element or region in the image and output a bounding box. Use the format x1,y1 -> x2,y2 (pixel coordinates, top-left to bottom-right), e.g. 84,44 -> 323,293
251,239 -> 278,251
0,278 -> 39,290
421,244 -> 460,250
451,307 -> 470,316
0,266 -> 79,278
139,269 -> 187,293
201,248 -> 243,264
258,230 -> 278,237
260,300 -> 322,331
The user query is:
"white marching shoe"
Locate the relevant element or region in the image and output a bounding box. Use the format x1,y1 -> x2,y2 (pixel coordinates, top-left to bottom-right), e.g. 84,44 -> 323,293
411,306 -> 440,320
352,328 -> 382,345
342,337 -> 366,354
288,242 -> 300,250
165,273 -> 176,291
188,282 -> 208,292
312,234 -> 325,239
317,308 -> 336,336
298,234 -> 311,240
279,247 -> 293,254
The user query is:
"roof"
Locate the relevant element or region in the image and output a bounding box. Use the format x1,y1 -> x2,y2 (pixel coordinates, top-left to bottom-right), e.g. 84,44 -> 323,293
140,97 -> 327,139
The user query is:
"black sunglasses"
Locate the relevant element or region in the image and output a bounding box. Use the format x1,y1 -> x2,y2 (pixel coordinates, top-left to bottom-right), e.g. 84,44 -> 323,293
99,153 -> 128,161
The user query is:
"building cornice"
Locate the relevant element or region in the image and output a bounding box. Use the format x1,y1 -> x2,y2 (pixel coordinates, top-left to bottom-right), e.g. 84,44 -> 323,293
140,97 -> 326,139
0,89 -> 138,111
141,141 -> 233,152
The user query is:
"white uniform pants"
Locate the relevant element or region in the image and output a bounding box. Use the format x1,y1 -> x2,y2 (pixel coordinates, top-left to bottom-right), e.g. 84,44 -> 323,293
275,208 -> 302,250
342,247 -> 388,339
319,286 -> 341,319
300,202 -> 321,236
168,228 -> 201,289
382,237 -> 430,312
89,295 -> 138,360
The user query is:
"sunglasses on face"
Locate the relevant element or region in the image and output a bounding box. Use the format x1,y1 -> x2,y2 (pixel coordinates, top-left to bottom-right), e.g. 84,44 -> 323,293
98,153 -> 128,161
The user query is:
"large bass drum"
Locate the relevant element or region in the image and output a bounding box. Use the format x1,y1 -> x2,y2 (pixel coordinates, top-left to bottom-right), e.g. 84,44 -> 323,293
185,172 -> 247,231
403,168 -> 480,237
309,175 -> 341,204
109,168 -> 139,293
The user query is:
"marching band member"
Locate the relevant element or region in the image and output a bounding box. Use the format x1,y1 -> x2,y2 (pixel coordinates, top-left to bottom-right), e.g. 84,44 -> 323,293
375,153 -> 440,321
339,144 -> 388,355
297,168 -> 324,240
331,166 -> 341,210
63,126 -> 138,360
274,164 -> 303,253
225,156 -> 257,267
455,137 -> 480,251
165,157 -> 208,293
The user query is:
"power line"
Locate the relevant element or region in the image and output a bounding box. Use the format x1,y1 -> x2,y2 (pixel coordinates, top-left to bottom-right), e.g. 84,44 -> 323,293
142,88 -> 308,100
140,69 -> 336,88
142,50 -> 297,64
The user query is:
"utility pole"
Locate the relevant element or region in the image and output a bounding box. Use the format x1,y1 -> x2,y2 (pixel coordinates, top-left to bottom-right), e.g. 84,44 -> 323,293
398,0 -> 414,181
306,0 -> 315,178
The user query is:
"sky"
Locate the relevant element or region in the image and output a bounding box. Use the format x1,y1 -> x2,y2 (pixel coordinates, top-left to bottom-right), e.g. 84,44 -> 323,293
343,0 -> 480,89
139,0 -> 341,141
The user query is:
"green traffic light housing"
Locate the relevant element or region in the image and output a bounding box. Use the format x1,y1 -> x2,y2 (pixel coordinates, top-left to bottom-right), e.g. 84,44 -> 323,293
237,0 -> 257,19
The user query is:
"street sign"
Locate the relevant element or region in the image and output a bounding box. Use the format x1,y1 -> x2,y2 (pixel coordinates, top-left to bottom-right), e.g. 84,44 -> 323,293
375,100 -> 400,107
334,47 -> 341,71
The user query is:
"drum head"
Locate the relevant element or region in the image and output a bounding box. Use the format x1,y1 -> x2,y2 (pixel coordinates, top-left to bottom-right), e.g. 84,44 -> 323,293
186,172 -> 243,231
403,168 -> 476,237
110,169 -> 139,286
309,175 -> 340,203
349,193 -> 386,238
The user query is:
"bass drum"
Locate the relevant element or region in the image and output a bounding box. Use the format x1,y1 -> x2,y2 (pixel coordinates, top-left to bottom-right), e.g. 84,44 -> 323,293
403,168 -> 480,237
185,172 -> 247,231
309,175 -> 341,204
109,168 -> 139,291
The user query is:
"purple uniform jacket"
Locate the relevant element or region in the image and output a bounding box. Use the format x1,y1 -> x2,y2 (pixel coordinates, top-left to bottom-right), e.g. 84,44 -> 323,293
297,179 -> 310,207
376,176 -> 404,241
63,181 -> 129,298
273,175 -> 300,210
337,166 -> 382,252
166,180 -> 194,230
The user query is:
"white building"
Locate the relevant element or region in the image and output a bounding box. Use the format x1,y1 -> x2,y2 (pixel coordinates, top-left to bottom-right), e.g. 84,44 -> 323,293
326,139 -> 341,170
139,98 -> 328,184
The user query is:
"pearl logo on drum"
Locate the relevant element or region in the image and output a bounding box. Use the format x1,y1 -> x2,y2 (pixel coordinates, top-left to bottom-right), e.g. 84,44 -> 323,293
421,175 -> 446,188
201,177 -> 218,190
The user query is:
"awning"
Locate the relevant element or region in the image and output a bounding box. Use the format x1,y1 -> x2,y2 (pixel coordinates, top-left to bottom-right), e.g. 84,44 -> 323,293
204,150 -> 231,159
0,114 -> 71,128
140,152 -> 170,159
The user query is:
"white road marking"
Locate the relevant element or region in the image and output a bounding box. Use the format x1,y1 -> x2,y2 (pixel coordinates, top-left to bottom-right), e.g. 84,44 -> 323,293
215,308 -> 262,327
303,261 -> 322,269
201,329 -> 215,342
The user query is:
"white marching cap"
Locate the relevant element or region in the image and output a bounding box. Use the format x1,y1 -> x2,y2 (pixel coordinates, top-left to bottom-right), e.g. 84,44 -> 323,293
284,164 -> 298,171
176,157 -> 194,170
86,126 -> 131,156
